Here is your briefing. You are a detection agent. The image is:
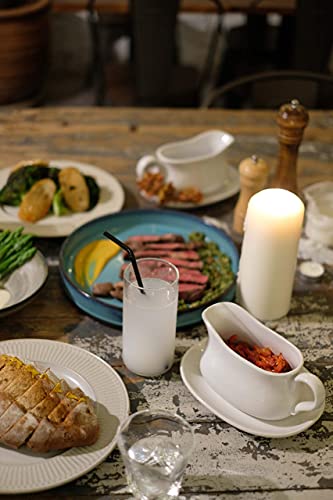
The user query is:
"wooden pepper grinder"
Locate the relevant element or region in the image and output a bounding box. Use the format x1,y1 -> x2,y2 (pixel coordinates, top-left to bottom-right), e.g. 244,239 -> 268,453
233,155 -> 269,235
271,99 -> 309,194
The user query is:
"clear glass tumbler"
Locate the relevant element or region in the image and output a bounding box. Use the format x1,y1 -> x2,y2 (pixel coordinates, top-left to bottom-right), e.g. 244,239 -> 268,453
117,409 -> 194,500
122,258 -> 179,377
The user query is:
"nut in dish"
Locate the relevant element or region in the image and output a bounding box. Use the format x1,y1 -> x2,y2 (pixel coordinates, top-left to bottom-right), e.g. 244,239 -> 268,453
0,354 -> 99,452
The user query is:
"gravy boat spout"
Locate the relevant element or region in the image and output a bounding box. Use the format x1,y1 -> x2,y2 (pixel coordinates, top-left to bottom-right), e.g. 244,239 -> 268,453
200,302 -> 325,421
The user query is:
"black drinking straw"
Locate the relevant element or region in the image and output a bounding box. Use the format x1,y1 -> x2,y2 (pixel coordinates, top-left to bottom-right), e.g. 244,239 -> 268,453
103,231 -> 145,294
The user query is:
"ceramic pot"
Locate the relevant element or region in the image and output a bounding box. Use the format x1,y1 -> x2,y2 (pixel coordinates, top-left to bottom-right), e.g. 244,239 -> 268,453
0,0 -> 50,105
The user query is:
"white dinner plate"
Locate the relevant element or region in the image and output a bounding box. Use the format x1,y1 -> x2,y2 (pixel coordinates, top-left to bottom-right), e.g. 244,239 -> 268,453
138,164 -> 240,209
0,338 -> 130,494
0,250 -> 48,317
0,160 -> 125,237
180,341 -> 325,439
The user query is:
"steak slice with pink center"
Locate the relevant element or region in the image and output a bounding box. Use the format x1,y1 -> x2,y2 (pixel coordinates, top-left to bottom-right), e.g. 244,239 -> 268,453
125,234 -> 184,245
124,249 -> 201,261
179,283 -> 206,302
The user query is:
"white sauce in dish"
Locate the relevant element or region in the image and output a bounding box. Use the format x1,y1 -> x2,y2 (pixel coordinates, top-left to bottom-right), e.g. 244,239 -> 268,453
0,289 -> 11,309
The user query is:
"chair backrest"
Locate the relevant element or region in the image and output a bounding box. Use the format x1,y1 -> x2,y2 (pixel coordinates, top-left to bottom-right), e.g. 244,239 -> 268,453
201,70 -> 333,109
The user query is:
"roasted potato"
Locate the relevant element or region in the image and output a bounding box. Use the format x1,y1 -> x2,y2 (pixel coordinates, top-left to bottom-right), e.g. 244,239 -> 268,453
59,167 -> 90,212
18,178 -> 57,223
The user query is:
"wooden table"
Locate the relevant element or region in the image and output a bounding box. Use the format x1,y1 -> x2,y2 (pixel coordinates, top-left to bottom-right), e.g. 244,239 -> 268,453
0,108 -> 332,499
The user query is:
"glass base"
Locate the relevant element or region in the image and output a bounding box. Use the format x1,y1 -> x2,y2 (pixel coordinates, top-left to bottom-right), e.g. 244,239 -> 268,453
128,476 -> 182,500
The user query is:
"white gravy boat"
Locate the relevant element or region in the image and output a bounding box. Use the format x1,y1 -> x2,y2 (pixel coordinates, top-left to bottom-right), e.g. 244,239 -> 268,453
136,130 -> 234,195
200,302 -> 325,421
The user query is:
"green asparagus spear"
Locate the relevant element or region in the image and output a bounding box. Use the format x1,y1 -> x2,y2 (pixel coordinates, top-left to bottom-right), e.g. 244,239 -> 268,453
0,246 -> 37,281
0,234 -> 33,262
0,229 -> 10,244
0,226 -> 24,260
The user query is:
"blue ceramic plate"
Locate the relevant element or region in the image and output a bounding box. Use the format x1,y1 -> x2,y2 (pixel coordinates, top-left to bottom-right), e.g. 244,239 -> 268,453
59,209 -> 239,328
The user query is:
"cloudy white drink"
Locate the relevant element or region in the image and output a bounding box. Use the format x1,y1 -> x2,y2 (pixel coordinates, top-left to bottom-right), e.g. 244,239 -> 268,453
122,259 -> 179,377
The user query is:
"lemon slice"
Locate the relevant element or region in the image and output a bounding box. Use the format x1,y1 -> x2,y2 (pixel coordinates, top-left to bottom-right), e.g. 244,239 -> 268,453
74,239 -> 120,287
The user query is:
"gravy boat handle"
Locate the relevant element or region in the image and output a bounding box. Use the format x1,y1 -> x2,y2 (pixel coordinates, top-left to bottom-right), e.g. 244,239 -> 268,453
292,372 -> 326,415
136,155 -> 167,179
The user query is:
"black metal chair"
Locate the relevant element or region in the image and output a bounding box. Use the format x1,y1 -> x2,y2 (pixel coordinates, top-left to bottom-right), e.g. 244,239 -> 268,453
201,70 -> 333,109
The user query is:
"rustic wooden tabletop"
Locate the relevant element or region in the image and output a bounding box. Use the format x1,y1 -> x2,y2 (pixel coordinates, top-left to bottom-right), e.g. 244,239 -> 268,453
0,108 -> 332,499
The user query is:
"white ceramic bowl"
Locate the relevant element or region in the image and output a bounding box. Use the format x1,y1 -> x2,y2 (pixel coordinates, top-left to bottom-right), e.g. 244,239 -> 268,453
0,250 -> 48,317
200,302 -> 325,421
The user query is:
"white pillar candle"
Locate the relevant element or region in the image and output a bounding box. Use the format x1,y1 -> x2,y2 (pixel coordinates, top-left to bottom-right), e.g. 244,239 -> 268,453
237,188 -> 304,321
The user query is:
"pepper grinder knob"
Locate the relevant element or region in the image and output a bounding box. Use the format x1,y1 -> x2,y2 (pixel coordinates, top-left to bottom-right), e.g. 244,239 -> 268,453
233,155 -> 269,235
271,99 -> 309,194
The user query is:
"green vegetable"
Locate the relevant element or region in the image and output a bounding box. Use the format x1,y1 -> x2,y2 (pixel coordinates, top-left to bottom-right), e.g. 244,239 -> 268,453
0,227 -> 23,260
0,230 -> 10,244
0,226 -> 37,281
177,231 -> 235,312
84,175 -> 100,210
0,162 -> 59,206
52,190 -> 70,216
0,246 -> 37,281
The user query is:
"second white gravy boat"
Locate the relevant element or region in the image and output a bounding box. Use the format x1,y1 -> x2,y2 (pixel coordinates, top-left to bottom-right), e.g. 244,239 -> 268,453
200,302 -> 325,421
136,130 -> 234,195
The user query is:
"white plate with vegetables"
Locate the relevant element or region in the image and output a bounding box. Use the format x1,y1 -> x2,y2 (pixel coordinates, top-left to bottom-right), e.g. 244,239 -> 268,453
0,160 -> 125,237
0,228 -> 48,317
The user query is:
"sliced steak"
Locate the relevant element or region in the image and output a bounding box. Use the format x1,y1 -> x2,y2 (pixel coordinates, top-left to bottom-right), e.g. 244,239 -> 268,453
110,281 -> 124,300
164,257 -> 204,270
125,233 -> 184,245
179,283 -> 206,302
178,268 -> 209,285
125,249 -> 200,261
92,282 -> 114,296
129,241 -> 204,252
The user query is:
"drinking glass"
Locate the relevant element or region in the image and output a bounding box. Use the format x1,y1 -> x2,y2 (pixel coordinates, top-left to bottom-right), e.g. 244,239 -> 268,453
122,258 -> 179,377
117,409 -> 194,500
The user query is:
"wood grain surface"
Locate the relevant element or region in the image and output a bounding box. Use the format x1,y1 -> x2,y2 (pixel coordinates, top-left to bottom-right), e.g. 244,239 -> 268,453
0,107 -> 332,499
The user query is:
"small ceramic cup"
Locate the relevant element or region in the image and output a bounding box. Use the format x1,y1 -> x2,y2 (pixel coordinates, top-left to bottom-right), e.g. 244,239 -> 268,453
136,130 -> 234,196
303,181 -> 333,246
200,302 -> 325,421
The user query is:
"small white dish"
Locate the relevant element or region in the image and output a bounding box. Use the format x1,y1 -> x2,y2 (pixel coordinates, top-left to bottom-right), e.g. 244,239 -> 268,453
180,341 -> 325,439
139,164 -> 240,209
0,160 -> 125,237
0,250 -> 48,317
